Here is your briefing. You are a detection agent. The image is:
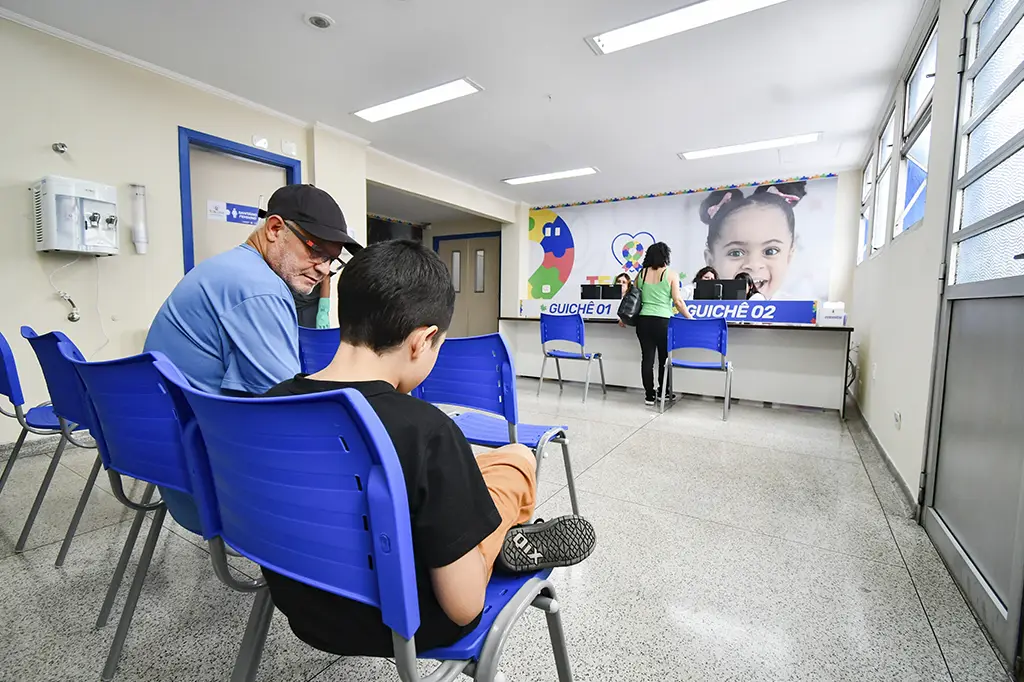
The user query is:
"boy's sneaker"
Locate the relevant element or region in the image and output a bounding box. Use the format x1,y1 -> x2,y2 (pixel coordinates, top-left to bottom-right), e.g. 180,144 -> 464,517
497,515 -> 596,574
644,397 -> 656,406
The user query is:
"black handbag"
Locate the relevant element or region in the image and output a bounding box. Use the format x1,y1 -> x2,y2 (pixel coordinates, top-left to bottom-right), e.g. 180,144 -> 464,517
617,270 -> 644,326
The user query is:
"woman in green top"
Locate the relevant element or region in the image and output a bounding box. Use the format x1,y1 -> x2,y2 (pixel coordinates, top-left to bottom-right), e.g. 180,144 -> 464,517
634,242 -> 694,405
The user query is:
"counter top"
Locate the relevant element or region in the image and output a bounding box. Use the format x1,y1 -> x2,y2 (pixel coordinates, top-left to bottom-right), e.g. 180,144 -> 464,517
499,317 -> 854,333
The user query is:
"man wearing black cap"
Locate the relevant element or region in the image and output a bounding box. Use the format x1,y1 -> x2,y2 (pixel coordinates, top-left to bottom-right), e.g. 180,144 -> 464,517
145,184 -> 360,398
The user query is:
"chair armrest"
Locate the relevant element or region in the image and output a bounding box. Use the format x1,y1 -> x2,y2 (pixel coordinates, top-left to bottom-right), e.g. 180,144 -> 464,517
208,537 -> 266,593
107,470 -> 164,512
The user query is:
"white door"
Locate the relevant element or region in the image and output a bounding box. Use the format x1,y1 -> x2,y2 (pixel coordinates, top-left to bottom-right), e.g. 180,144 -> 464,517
188,147 -> 287,265
436,236 -> 500,337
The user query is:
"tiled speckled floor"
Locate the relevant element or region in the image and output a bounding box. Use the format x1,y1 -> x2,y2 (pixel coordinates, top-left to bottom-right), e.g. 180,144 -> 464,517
0,382 -> 1009,681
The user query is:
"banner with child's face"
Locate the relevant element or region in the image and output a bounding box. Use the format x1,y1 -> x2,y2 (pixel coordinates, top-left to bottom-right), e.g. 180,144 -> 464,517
527,176 -> 839,302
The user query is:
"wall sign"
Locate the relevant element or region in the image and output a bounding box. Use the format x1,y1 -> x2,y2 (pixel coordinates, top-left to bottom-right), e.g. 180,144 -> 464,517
207,200 -> 260,225
519,299 -> 818,325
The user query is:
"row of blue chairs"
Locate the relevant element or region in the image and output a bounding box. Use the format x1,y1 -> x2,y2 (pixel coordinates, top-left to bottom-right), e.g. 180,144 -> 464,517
535,313 -> 733,420
0,328 -> 578,681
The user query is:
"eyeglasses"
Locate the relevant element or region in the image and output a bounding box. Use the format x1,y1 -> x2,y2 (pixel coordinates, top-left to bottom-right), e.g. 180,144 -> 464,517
282,220 -> 345,274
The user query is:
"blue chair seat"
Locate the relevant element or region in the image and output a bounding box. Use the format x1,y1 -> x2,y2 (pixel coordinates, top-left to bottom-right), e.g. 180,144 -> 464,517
23,404 -> 62,431
543,349 -> 599,360
452,411 -> 566,449
421,569 -> 552,660
23,404 -> 87,432
670,359 -> 727,371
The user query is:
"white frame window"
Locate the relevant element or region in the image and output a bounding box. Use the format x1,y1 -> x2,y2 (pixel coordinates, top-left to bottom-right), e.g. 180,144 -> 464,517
896,26 -> 938,238
858,154 -> 875,264
872,109 -> 896,252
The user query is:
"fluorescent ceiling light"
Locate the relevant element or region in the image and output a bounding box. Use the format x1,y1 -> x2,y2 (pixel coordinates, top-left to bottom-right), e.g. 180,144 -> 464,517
503,168 -> 598,185
354,79 -> 480,122
679,132 -> 821,160
589,0 -> 794,54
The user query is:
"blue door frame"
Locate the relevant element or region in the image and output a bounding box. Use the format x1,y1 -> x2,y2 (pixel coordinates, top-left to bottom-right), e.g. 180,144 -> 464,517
177,127 -> 302,273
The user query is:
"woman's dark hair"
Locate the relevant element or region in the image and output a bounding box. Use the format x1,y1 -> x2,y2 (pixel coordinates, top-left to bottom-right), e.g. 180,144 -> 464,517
641,242 -> 671,269
614,273 -> 631,285
734,272 -> 761,299
702,181 -> 806,248
692,266 -> 718,283
337,239 -> 455,352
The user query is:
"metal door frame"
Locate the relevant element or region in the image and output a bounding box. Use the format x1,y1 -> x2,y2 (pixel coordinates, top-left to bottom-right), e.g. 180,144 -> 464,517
432,230 -> 503,308
921,0 -> 1024,667
177,127 -> 302,273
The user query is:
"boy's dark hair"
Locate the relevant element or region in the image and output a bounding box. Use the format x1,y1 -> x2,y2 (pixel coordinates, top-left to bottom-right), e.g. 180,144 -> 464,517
336,240 -> 455,352
641,242 -> 671,269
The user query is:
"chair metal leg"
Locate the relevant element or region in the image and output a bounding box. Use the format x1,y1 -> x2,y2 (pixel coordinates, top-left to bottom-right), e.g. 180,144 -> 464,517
554,358 -> 563,391
101,504 -> 167,682
15,434 -> 68,553
0,427 -> 28,497
658,359 -> 671,414
537,356 -> 548,397
55,453 -> 102,568
230,588 -> 275,682
543,584 -> 574,682
559,437 -> 580,516
97,484 -> 157,629
723,365 -> 733,422
582,360 -> 593,404
597,357 -> 607,395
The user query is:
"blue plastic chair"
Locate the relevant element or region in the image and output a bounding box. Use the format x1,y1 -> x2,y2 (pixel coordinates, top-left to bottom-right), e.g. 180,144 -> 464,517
159,368 -> 574,682
298,326 -> 341,374
0,331 -> 64,500
414,333 -> 580,516
661,316 -> 734,420
16,326 -> 97,565
537,313 -> 606,403
60,346 -> 263,682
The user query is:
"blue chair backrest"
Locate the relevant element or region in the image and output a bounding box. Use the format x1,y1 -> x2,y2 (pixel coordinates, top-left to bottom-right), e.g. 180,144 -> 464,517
61,346 -> 198,500
298,326 -> 341,374
0,331 -> 25,408
667,317 -> 729,357
21,326 -> 91,427
157,367 -> 420,640
412,333 -> 519,425
539,313 -> 585,350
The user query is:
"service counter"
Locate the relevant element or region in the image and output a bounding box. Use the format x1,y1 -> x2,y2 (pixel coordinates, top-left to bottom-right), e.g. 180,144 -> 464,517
498,317 -> 854,417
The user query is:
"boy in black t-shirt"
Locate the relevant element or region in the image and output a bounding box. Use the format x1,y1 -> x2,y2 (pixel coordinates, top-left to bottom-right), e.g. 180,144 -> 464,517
263,240 -> 595,657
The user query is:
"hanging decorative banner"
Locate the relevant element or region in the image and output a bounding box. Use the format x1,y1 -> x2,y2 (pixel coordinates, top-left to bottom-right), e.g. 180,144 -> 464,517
527,176 -> 839,305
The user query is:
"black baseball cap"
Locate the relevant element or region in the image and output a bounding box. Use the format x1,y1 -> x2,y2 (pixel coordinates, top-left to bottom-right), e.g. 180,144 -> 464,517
259,184 -> 362,253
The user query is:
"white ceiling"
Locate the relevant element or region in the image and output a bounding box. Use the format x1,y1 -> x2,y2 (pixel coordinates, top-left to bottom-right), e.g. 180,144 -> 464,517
1,0 -> 925,206
367,181 -> 475,224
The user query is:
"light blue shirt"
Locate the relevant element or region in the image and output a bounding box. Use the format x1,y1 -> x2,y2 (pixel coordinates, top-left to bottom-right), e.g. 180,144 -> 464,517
144,244 -> 300,533
144,244 -> 300,396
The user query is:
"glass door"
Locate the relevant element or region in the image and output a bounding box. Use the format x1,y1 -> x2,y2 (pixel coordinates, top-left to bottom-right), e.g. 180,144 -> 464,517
923,0 -> 1024,669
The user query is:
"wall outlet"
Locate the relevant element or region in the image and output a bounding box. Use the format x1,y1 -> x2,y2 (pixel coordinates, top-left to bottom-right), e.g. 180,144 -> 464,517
872,363 -> 877,381
894,410 -> 902,430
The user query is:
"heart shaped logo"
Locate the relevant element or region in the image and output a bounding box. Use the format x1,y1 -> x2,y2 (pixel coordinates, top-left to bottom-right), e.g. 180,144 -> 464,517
611,232 -> 656,273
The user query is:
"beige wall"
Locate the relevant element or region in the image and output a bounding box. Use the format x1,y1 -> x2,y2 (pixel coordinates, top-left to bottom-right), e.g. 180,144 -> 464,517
366,149 -> 517,224
849,0 -> 962,492
0,18 -> 518,443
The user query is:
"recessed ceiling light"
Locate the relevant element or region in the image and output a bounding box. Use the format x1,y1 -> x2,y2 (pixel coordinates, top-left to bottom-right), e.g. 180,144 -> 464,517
503,168 -> 599,185
354,79 -> 481,123
588,0 -> 794,55
679,133 -> 821,160
304,12 -> 335,30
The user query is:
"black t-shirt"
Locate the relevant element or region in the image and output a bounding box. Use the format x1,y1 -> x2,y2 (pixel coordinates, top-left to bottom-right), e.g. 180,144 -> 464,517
261,375 -> 501,656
